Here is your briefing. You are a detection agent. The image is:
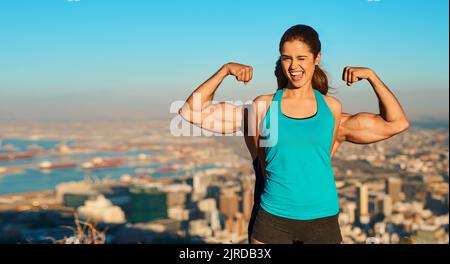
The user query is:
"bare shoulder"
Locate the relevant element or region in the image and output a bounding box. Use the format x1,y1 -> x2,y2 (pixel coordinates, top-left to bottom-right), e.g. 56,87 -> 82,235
253,93 -> 275,104
322,95 -> 342,116
252,93 -> 275,112
247,93 -> 276,126
322,94 -> 342,108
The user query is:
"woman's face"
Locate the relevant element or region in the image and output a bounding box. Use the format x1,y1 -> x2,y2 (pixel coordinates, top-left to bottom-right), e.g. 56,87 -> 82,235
280,39 -> 321,89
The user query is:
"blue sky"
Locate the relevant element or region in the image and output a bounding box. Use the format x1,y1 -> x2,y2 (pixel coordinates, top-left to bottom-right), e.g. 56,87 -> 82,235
0,0 -> 448,121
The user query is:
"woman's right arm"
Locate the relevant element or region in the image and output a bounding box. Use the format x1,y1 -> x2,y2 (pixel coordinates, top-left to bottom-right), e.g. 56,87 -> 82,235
178,62 -> 253,134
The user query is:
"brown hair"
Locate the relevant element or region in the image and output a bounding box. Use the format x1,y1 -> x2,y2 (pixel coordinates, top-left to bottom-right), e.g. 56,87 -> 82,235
275,24 -> 330,95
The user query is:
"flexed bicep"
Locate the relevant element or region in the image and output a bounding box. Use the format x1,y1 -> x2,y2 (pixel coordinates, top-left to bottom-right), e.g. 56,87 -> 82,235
180,102 -> 244,134
340,112 -> 407,144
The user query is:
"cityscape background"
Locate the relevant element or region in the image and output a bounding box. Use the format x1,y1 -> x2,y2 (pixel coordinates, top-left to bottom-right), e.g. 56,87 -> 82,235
0,0 -> 448,244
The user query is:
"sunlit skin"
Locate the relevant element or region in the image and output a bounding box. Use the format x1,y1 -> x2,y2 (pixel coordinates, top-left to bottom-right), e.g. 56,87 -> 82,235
278,40 -> 328,122
179,39 -> 409,244
281,40 -> 320,90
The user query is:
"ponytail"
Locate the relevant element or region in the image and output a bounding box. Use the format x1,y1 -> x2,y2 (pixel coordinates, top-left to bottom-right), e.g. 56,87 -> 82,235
312,65 -> 328,95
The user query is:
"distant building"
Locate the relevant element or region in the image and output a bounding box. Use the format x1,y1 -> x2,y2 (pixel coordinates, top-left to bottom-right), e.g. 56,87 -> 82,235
128,187 -> 167,223
189,219 -> 212,237
369,193 -> 389,223
220,189 -> 239,219
415,224 -> 447,244
134,219 -> 181,234
166,192 -> 187,207
56,181 -> 98,208
344,202 -> 356,224
206,184 -> 222,208
192,172 -> 212,201
204,209 -> 221,232
198,198 -> 217,212
207,185 -> 221,200
386,177 -> 402,203
357,184 -> 370,224
424,192 -> 449,216
168,206 -> 190,221
162,184 -> 191,222
382,194 -> 393,217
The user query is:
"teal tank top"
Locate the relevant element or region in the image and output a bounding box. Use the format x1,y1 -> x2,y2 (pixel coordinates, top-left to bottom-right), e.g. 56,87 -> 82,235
259,87 -> 339,220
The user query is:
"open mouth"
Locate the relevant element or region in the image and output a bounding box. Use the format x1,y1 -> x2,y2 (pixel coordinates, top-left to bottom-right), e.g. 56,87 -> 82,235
290,71 -> 304,81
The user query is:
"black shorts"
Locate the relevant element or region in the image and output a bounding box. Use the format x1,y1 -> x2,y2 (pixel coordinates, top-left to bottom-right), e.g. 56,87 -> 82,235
250,207 -> 342,244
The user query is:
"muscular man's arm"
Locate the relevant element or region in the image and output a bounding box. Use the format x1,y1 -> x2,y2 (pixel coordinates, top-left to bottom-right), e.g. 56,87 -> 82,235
331,67 -> 409,155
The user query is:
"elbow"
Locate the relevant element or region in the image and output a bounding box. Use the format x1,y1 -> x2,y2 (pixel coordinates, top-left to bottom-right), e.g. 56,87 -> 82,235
178,107 -> 184,117
178,104 -> 202,126
391,118 -> 410,135
178,105 -> 192,123
399,118 -> 410,132
402,119 -> 410,131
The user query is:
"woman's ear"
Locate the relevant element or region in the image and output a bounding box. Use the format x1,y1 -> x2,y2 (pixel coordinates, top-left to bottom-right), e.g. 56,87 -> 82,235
315,52 -> 322,65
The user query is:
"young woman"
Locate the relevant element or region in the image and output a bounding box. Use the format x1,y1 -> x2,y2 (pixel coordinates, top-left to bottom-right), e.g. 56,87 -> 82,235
179,24 -> 409,244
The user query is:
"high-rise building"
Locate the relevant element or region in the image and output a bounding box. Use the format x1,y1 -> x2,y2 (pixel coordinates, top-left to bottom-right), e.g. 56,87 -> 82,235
220,189 -> 239,219
386,177 -> 402,203
356,184 -> 370,224
345,202 -> 356,224
382,194 -> 393,217
369,193 -> 378,216
192,172 -> 211,201
371,193 -> 387,222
